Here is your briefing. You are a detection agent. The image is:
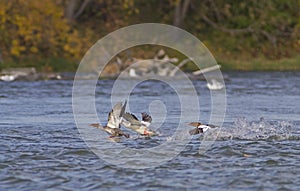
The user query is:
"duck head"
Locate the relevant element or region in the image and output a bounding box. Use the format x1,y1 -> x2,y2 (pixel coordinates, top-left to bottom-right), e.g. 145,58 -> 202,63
187,122 -> 202,127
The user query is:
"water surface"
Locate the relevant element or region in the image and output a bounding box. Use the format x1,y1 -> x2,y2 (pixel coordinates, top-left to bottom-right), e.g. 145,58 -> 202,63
1,72 -> 299,190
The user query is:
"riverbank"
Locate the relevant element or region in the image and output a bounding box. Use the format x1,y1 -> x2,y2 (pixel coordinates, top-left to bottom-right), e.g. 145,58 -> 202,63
1,55 -> 300,74
218,55 -> 300,71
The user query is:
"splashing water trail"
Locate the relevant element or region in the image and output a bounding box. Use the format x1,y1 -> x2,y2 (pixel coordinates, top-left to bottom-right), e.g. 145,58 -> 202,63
216,117 -> 295,141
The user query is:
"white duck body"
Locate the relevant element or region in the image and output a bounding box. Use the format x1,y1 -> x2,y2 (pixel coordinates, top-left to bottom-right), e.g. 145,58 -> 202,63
122,112 -> 157,136
188,122 -> 218,135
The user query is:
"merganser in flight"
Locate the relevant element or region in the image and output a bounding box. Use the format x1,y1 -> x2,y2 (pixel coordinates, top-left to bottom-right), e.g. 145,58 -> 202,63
206,79 -> 224,90
90,101 -> 130,138
121,112 -> 158,136
188,122 -> 218,135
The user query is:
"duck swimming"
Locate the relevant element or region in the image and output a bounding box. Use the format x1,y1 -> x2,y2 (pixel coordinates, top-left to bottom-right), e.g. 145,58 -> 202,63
122,112 -> 158,136
188,122 -> 218,135
90,101 -> 130,138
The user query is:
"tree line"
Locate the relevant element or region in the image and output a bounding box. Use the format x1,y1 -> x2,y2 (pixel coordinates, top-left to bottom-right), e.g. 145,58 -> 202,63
0,0 -> 299,67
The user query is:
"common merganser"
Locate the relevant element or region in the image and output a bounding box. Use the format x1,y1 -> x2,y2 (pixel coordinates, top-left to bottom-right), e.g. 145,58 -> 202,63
0,74 -> 17,82
121,112 -> 158,136
188,122 -> 218,135
90,101 -> 130,138
206,79 -> 224,90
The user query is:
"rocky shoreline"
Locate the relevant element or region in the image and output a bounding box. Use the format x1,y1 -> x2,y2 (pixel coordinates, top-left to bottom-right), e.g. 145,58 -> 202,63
0,50 -> 225,82
0,67 -> 63,81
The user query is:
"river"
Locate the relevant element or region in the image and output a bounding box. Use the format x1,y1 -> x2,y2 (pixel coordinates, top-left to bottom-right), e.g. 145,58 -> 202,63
0,72 -> 299,190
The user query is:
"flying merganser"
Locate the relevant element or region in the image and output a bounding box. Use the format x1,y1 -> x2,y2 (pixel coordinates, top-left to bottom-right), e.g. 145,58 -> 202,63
121,112 -> 158,136
206,79 -> 224,90
90,101 -> 130,138
188,122 -> 218,135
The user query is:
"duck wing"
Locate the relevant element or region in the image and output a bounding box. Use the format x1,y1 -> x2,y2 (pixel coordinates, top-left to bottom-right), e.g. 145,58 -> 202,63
122,112 -> 144,131
122,112 -> 141,124
141,112 -> 152,127
189,128 -> 203,135
120,100 -> 127,118
107,101 -> 127,129
122,112 -> 158,136
205,124 -> 218,128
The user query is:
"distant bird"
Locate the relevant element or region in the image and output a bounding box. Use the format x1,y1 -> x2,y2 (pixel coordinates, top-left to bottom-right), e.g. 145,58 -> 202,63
129,68 -> 138,77
187,122 -> 218,135
90,101 -> 130,138
0,75 -> 17,82
122,112 -> 158,136
206,79 -> 224,90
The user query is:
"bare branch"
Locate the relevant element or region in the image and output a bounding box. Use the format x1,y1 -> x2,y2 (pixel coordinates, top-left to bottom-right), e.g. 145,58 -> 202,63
74,0 -> 91,20
259,30 -> 277,48
181,0 -> 191,21
208,0 -> 222,22
201,14 -> 277,48
201,14 -> 254,35
169,58 -> 192,77
65,0 -> 78,22
173,0 -> 191,27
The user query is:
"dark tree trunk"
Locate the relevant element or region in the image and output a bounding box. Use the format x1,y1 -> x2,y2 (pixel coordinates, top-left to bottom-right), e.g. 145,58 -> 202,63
64,0 -> 91,22
65,0 -> 78,22
173,0 -> 191,27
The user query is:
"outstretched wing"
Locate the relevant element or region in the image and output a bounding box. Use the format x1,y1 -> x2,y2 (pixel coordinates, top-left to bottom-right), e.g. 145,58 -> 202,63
189,128 -> 203,135
107,110 -> 116,128
205,124 -> 218,128
121,112 -> 141,128
141,112 -> 152,127
120,100 -> 127,118
107,101 -> 126,129
123,112 -> 140,123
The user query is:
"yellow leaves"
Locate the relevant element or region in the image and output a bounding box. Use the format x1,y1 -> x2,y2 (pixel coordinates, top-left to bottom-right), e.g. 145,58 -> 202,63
122,0 -> 134,9
19,46 -> 26,51
30,46 -> 38,53
224,4 -> 232,18
0,0 -> 89,61
0,8 -> 5,20
12,40 -> 19,46
63,44 -> 70,52
10,40 -> 26,56
10,48 -> 20,57
120,0 -> 139,15
169,0 -> 181,6
134,8 -> 139,14
0,6 -> 6,25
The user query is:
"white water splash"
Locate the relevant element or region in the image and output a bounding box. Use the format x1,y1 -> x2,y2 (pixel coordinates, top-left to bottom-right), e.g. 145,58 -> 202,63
216,117 -> 295,141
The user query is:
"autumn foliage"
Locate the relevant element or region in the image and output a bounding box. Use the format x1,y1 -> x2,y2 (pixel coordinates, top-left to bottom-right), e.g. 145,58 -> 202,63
0,0 -> 91,61
0,0 -> 299,71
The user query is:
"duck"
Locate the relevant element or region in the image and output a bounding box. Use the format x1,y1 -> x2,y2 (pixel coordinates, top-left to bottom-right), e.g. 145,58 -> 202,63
121,112 -> 158,136
187,122 -> 218,135
90,101 -> 130,138
206,79 -> 224,90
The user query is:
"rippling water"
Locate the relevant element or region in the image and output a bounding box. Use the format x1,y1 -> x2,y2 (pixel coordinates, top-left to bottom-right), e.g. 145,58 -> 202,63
1,72 -> 299,190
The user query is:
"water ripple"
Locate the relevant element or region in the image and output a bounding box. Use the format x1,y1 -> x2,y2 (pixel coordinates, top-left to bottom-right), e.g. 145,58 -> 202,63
1,73 -> 300,190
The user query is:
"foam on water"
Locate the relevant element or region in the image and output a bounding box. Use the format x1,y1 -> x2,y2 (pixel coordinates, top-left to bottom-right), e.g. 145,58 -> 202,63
214,117 -> 297,141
